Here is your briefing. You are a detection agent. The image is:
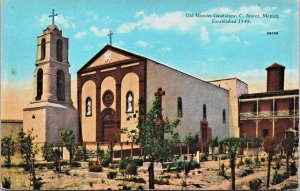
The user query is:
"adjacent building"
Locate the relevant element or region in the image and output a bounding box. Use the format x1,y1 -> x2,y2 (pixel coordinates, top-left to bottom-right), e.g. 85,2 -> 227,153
239,64 -> 299,139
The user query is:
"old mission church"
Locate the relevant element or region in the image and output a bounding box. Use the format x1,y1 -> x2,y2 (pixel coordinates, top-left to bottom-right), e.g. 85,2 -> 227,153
23,20 -> 299,148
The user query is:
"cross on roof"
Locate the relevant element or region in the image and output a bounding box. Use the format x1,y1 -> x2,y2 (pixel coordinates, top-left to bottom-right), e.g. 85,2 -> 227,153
49,9 -> 58,25
108,30 -> 113,45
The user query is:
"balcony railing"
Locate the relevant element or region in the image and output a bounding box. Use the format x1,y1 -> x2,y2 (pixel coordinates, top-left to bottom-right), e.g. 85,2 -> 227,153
240,110 -> 299,119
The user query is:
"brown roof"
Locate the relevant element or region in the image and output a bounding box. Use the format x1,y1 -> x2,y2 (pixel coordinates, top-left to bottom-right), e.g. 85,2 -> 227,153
239,89 -> 299,99
266,63 -> 285,70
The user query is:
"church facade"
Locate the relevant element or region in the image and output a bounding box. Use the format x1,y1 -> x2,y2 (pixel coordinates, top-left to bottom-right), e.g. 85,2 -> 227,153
77,45 -> 229,144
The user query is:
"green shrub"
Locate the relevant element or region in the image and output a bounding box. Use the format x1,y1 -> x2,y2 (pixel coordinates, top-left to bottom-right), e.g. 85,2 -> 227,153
107,171 -> 117,179
119,157 -> 132,170
2,177 -> 11,189
237,160 -> 244,167
100,150 -> 111,167
120,185 -> 131,190
176,161 -> 183,168
71,161 -> 81,167
41,143 -> 54,162
74,146 -> 87,161
219,163 -> 226,177
218,154 -> 227,160
272,171 -> 286,185
133,158 -> 143,166
137,184 -> 144,190
249,178 -> 262,190
282,182 -> 298,189
260,157 -> 266,163
199,153 -> 208,162
89,165 -> 103,172
245,157 -> 254,167
181,180 -> 187,187
154,178 -> 169,185
126,162 -> 138,175
33,177 -> 44,190
273,155 -> 282,170
46,162 -> 55,169
290,161 -> 297,176
190,160 -> 200,169
126,177 -> 146,183
244,168 -> 254,175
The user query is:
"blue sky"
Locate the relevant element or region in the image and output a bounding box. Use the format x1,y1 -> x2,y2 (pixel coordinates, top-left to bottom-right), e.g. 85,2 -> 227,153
2,0 -> 299,91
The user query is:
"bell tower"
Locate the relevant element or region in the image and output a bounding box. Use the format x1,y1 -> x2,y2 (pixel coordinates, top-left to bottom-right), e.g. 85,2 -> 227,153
23,10 -> 79,145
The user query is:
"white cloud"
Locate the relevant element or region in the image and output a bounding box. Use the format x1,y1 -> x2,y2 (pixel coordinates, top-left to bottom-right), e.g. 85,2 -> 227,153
137,40 -> 151,48
243,41 -> 250,46
219,34 -> 240,43
90,26 -> 110,37
114,41 -> 124,47
117,11 -> 196,34
84,45 -> 93,51
74,32 -> 86,39
200,26 -> 209,43
117,22 -> 140,34
161,47 -> 172,51
38,14 -> 76,29
283,9 -> 291,14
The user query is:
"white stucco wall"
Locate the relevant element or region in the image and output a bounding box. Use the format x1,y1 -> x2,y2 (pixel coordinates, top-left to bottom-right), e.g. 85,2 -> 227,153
209,78 -> 248,137
146,60 -> 229,140
120,73 -> 139,142
81,80 -> 97,142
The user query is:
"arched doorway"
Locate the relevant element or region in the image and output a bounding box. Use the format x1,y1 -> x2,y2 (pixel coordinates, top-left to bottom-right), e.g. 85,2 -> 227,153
101,108 -> 120,142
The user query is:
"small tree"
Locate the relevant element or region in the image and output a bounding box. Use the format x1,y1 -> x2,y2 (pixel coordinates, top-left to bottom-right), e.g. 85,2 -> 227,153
18,128 -> 36,169
1,136 -> 15,167
41,143 -> 54,162
125,100 -> 180,189
238,137 -> 248,164
228,145 -> 238,190
61,129 -> 75,167
208,137 -> 219,161
264,137 -> 279,188
251,137 -> 263,164
282,135 -> 294,178
184,131 -> 199,158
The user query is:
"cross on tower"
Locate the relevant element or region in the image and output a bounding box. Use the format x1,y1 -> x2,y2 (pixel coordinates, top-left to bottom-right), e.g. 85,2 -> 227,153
49,9 -> 58,25
154,88 -> 166,126
108,30 -> 113,45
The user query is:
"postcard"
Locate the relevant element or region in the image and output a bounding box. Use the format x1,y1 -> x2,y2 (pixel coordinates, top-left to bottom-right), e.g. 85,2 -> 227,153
1,0 -> 299,190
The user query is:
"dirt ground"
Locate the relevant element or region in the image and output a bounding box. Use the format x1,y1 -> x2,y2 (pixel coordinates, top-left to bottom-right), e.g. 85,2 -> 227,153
1,155 -> 298,190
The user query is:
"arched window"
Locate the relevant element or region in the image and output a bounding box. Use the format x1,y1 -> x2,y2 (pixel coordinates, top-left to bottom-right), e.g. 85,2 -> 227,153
177,97 -> 183,117
56,39 -> 63,62
41,38 -> 46,60
56,70 -> 65,101
35,69 -> 43,101
126,91 -> 134,113
86,97 -> 92,116
203,104 -> 207,120
223,109 -> 226,123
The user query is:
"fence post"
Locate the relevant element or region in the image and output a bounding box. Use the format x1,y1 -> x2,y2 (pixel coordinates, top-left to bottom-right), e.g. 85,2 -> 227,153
120,142 -> 123,158
96,142 -> 99,163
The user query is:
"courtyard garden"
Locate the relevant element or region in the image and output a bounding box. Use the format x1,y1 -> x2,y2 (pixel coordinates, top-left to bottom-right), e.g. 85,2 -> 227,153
1,101 -> 298,190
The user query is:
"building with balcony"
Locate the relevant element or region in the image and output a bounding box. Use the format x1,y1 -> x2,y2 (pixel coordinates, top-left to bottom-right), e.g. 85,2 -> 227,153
239,64 -> 299,139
